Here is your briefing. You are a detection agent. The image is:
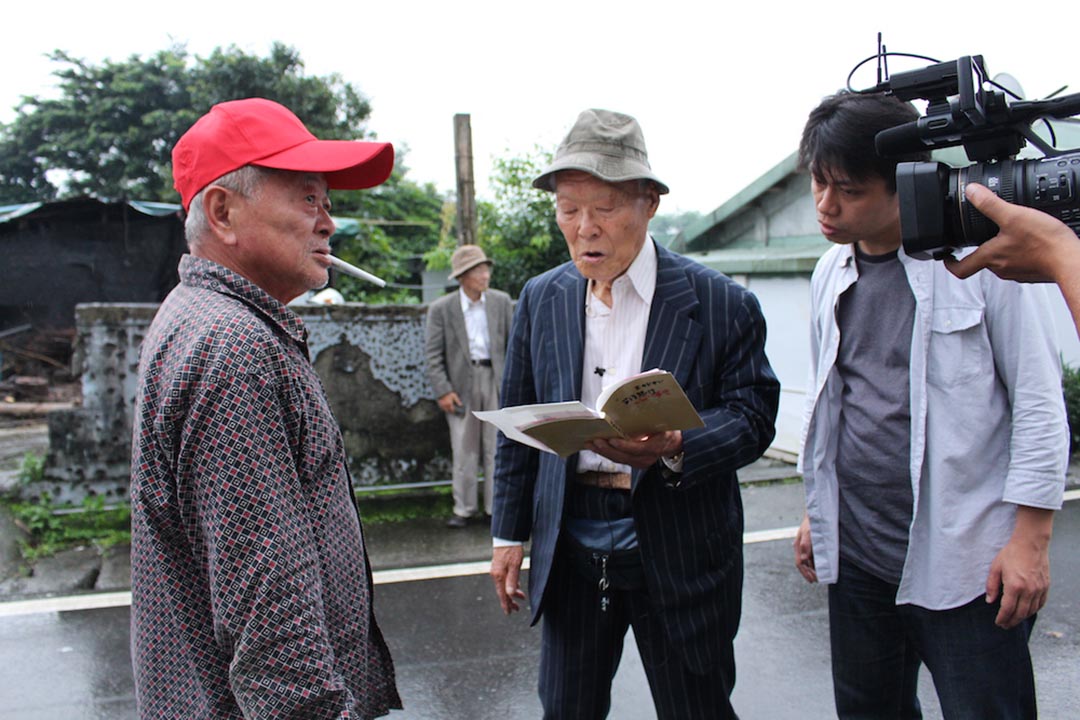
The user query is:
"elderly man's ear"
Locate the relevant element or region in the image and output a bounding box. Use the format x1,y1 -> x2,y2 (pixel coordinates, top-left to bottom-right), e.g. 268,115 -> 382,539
203,185 -> 239,246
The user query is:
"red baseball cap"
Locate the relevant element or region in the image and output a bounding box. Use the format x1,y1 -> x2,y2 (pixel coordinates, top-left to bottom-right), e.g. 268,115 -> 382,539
172,97 -> 395,211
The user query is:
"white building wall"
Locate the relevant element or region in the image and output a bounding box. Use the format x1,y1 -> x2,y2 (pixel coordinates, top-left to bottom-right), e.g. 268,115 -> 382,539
743,275 -> 811,459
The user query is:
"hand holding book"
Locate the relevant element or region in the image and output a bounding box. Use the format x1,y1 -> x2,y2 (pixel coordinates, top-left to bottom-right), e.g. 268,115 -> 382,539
474,369 -> 704,458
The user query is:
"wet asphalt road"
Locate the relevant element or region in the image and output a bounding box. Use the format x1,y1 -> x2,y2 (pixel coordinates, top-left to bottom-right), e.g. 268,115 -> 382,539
2,488 -> 1078,719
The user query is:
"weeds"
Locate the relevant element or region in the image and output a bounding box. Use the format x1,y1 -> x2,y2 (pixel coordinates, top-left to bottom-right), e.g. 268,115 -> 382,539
17,451 -> 45,485
6,493 -> 130,563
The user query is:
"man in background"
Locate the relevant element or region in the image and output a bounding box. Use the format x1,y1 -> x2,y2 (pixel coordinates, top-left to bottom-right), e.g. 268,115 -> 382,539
795,91 -> 1067,718
425,244 -> 512,527
489,108 -> 779,719
130,98 -> 401,718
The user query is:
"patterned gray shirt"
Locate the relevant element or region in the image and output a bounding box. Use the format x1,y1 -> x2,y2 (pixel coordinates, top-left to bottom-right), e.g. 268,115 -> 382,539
130,255 -> 400,719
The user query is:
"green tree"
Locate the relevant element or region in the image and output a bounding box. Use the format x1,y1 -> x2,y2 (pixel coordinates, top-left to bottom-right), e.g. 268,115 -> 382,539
330,166 -> 448,304
0,43 -> 446,302
425,149 -> 566,299
0,43 -> 377,204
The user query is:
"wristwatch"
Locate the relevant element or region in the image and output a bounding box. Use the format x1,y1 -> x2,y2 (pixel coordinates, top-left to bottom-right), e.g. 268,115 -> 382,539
659,451 -> 684,487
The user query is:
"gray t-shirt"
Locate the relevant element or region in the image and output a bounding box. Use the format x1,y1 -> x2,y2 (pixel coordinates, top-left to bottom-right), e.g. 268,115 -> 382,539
835,247 -> 915,585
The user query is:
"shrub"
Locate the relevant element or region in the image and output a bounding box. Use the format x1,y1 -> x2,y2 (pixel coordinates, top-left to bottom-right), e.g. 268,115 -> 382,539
1062,362 -> 1080,456
17,452 -> 45,485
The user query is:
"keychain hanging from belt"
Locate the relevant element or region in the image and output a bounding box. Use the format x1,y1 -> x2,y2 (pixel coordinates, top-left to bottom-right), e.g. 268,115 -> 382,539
597,553 -> 610,613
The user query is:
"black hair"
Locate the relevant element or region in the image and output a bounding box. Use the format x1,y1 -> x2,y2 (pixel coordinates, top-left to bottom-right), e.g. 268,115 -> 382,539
798,91 -> 931,192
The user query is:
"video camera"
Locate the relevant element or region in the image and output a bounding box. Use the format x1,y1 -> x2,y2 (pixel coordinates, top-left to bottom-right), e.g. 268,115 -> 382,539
868,54 -> 1080,259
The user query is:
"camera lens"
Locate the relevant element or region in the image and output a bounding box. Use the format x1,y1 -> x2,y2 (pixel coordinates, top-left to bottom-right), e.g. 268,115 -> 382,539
952,152 -> 1080,246
955,161 -> 1016,245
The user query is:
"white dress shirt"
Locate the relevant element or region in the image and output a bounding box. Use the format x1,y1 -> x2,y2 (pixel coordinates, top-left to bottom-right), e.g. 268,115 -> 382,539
577,239 -> 657,474
459,288 -> 491,362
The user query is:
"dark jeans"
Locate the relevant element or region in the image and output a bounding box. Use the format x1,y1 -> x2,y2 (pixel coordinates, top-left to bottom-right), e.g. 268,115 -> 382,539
828,558 -> 1037,720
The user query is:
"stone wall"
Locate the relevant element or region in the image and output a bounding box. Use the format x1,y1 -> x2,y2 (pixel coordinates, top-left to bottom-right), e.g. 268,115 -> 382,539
36,302 -> 450,504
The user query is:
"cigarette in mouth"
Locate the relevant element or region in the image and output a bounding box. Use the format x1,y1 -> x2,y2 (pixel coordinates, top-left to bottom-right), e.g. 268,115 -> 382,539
327,255 -> 387,288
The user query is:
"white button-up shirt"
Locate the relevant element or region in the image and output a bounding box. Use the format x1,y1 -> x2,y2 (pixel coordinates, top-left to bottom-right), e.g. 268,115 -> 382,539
459,288 -> 491,362
577,239 -> 656,474
798,243 -> 1068,610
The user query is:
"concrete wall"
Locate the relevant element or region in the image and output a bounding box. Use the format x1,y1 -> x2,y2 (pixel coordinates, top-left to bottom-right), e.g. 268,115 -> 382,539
35,303 -> 450,504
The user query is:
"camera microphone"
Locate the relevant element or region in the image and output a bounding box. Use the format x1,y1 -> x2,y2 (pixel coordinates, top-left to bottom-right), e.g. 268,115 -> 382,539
875,120 -> 932,156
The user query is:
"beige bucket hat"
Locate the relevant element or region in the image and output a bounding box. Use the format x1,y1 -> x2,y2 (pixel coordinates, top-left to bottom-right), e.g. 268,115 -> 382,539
449,244 -> 493,280
532,108 -> 669,194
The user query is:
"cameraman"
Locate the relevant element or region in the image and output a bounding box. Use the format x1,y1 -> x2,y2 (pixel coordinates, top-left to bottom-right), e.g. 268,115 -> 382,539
946,183 -> 1080,338
795,91 -> 1068,719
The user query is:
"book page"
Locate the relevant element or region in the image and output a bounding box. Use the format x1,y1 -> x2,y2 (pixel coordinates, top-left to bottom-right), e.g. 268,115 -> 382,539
521,417 -> 622,458
473,402 -> 601,455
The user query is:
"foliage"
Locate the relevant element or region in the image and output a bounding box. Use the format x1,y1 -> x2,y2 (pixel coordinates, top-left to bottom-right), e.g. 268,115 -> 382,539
1062,361 -> 1080,455
0,42 -> 449,302
6,494 -> 131,562
355,487 -> 453,524
421,149 -> 566,299
477,150 -> 567,298
17,452 -> 45,486
0,43 -> 378,205
331,169 -> 449,304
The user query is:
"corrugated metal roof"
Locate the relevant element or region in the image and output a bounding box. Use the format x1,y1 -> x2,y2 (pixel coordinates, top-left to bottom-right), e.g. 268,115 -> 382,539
0,198 -> 370,242
0,199 -> 180,226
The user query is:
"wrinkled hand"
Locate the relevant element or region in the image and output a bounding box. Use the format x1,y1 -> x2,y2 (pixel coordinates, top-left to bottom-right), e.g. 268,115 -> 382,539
793,513 -> 817,583
490,545 -> 526,615
986,507 -> 1053,629
437,391 -> 462,414
945,183 -> 1079,283
585,430 -> 682,470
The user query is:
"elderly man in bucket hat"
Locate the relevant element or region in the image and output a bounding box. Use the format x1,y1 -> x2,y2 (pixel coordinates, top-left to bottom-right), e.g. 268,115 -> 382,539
130,98 -> 401,718
488,108 -> 779,719
425,244 -> 513,527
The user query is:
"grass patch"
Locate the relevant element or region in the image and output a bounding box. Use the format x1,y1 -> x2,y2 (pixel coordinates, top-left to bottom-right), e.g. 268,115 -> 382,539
356,487 -> 452,524
16,451 -> 45,485
0,449 -> 452,561
6,495 -> 131,563
0,451 -> 131,562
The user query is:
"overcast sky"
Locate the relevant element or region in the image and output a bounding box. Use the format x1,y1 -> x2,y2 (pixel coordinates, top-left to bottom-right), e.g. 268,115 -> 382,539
3,1 -> 1078,214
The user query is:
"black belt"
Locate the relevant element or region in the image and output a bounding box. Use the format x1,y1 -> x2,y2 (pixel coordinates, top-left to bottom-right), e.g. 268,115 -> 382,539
470,358 -> 492,367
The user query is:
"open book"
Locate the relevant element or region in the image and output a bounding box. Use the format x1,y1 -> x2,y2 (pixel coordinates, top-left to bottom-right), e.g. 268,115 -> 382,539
474,368 -> 704,458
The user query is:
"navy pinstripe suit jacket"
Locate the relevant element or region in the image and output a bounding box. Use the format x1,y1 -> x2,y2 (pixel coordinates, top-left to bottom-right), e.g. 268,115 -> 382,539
491,241 -> 780,674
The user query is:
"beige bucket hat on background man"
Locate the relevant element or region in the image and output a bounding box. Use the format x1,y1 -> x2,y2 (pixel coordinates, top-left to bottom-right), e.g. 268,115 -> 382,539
449,245 -> 493,280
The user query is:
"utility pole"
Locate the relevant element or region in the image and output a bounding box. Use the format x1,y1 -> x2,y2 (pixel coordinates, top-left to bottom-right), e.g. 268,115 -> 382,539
453,113 -> 477,247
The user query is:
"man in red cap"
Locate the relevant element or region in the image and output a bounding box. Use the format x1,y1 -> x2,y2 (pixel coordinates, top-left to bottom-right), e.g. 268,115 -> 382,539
130,98 -> 401,718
